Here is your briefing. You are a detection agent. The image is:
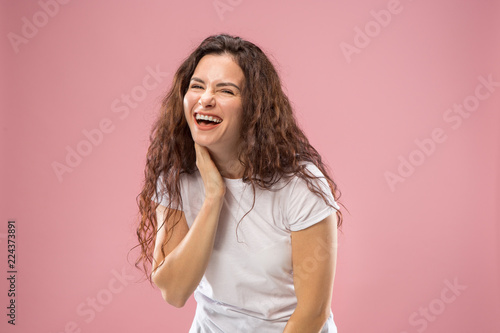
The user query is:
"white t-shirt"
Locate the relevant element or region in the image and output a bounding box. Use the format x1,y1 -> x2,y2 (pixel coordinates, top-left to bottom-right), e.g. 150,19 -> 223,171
153,163 -> 339,332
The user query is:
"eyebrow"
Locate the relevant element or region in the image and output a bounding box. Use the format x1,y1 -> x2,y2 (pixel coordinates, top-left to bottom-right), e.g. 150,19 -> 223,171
190,77 -> 241,91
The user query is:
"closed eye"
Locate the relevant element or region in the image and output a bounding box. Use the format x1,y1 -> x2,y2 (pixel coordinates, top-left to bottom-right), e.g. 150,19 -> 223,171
190,84 -> 204,89
221,89 -> 235,95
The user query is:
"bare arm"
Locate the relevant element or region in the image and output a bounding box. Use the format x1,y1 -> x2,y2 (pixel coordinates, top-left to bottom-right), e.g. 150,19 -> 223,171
283,213 -> 338,332
151,144 -> 226,307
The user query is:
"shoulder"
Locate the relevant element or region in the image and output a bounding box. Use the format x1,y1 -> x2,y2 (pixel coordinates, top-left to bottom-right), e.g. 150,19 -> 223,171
155,169 -> 203,201
300,161 -> 328,178
288,162 -> 338,210
265,162 -> 329,197
287,162 -> 329,192
281,162 -> 338,231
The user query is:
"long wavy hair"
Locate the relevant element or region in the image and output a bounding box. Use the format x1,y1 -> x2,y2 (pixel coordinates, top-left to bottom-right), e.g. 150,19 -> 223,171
134,34 -> 344,283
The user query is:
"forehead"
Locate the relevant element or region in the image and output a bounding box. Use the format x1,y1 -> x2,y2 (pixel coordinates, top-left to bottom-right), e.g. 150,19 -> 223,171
192,54 -> 244,84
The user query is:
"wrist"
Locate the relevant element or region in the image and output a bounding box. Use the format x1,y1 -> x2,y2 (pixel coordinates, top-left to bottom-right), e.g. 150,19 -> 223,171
204,193 -> 224,205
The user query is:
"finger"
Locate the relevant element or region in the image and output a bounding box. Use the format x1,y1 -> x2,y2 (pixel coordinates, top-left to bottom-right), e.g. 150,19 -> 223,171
195,143 -> 211,162
195,144 -> 212,171
194,143 -> 204,161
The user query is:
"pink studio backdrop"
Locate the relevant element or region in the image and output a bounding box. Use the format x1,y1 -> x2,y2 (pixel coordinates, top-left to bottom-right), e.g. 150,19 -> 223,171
1,0 -> 499,332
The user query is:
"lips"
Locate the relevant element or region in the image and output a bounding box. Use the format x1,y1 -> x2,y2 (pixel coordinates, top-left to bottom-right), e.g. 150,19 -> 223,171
195,112 -> 222,123
193,112 -> 223,130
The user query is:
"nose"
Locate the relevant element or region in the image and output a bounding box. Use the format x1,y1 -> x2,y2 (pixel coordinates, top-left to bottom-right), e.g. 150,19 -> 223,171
199,91 -> 215,108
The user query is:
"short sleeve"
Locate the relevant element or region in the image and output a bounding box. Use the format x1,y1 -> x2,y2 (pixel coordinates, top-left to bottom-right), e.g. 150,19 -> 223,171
284,164 -> 339,232
151,173 -> 170,207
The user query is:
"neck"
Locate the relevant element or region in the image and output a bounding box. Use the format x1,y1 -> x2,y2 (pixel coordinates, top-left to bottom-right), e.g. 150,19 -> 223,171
207,147 -> 244,179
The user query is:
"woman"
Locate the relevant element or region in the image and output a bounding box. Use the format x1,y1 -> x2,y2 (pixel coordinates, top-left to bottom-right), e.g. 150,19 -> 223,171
136,34 -> 344,332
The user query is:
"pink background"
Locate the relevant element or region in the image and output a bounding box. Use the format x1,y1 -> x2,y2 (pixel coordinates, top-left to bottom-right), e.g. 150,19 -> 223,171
1,0 -> 499,332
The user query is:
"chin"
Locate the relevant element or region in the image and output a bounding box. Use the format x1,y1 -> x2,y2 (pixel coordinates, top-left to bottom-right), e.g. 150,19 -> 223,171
192,137 -> 215,149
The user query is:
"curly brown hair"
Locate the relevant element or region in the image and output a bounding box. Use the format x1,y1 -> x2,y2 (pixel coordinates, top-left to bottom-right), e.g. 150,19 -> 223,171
134,34 -> 344,283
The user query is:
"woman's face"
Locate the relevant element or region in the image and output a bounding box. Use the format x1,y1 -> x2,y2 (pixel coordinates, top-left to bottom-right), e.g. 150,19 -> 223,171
183,54 -> 245,154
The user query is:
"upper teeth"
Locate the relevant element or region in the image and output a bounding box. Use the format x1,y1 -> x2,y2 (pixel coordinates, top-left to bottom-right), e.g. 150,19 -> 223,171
195,114 -> 222,123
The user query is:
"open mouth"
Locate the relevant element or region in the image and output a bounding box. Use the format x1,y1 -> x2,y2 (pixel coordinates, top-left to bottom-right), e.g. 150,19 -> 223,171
195,113 -> 223,126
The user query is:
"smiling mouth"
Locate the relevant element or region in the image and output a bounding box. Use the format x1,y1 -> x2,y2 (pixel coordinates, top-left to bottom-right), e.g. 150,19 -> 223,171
195,113 -> 223,126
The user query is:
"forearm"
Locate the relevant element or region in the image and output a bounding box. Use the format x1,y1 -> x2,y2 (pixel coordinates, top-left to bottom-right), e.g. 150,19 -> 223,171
283,306 -> 330,333
152,195 -> 223,306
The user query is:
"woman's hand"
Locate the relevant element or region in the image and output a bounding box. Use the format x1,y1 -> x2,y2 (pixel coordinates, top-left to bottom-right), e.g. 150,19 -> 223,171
194,143 -> 226,199
152,145 -> 227,307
